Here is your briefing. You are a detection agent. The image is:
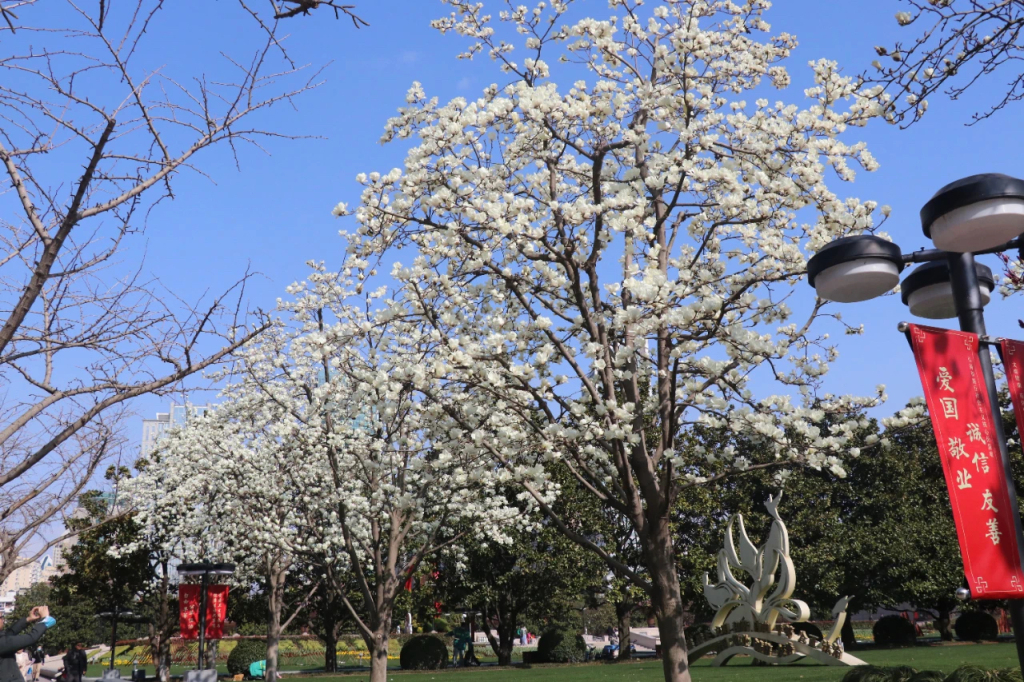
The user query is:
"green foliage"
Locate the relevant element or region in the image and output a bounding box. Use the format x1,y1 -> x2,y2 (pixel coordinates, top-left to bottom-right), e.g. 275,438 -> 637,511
792,621 -> 824,640
227,589 -> 270,636
873,615 -> 918,648
11,583 -> 104,653
49,488 -> 159,649
429,480 -> 605,663
537,628 -> 587,664
954,612 -> 999,642
431,618 -> 449,633
842,667 -> 919,682
675,401 -> 999,634
398,635 -> 448,670
684,623 -> 715,646
911,673 -> 949,682
945,665 -> 1023,682
226,639 -> 268,676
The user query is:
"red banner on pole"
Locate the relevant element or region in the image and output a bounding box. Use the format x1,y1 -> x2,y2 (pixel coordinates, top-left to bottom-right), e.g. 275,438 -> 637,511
908,324 -> 1024,599
205,585 -> 229,639
179,585 -> 200,639
178,585 -> 230,640
1000,339 -> 1024,431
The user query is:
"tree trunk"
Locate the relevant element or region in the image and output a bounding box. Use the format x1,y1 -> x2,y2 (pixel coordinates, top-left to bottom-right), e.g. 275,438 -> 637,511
323,612 -> 339,673
266,566 -> 286,682
935,610 -> 954,641
646,521 -> 691,682
497,619 -> 515,667
151,559 -> 173,682
367,627 -> 390,682
616,599 -> 634,661
204,640 -> 218,670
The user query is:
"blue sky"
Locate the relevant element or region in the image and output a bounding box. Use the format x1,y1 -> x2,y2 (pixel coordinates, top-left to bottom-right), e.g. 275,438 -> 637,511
119,0 -> 1024,443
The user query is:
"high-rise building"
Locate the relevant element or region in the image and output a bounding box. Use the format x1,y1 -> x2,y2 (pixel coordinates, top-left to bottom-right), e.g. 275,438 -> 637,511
0,556 -> 43,594
141,403 -> 210,458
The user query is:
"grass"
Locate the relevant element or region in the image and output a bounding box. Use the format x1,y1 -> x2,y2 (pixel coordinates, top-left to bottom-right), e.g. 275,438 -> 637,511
85,642 -> 1022,681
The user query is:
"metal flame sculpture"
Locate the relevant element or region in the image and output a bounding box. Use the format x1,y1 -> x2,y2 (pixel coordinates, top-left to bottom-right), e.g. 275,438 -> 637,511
690,492 -> 865,667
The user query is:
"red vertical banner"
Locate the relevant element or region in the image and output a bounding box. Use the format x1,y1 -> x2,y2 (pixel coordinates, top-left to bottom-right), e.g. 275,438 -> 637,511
179,585 -> 200,639
205,585 -> 229,639
1001,339 -> 1024,430
908,324 -> 1024,599
178,584 -> 230,639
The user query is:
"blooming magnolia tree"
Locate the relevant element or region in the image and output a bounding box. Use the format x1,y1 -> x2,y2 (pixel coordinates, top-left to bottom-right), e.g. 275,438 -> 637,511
339,1 -> 890,680
129,271 -> 517,682
126,389 -> 316,682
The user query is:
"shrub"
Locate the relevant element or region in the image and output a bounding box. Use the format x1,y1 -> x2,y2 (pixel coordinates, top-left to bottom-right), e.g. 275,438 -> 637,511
684,623 -> 715,646
792,621 -> 824,641
873,615 -> 917,648
842,666 -> 914,682
399,635 -> 448,671
226,639 -> 267,677
944,665 -> 1023,682
909,673 -> 946,682
537,628 -> 587,663
954,611 -> 999,642
842,667 -> 925,682
431,617 -> 450,633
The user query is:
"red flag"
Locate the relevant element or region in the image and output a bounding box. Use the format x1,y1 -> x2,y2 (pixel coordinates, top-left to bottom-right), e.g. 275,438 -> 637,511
908,324 -> 1024,598
205,585 -> 229,639
178,585 -> 230,640
179,585 -> 201,639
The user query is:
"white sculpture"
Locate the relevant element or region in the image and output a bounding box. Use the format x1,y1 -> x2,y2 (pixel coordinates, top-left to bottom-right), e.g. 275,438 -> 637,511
691,492 -> 865,667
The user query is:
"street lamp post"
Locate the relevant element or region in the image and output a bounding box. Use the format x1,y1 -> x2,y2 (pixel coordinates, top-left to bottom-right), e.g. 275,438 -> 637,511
806,173 -> 1024,671
177,562 -> 235,672
95,610 -> 150,678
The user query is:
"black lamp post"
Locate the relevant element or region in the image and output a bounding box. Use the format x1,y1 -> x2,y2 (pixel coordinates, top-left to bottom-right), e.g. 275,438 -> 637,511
806,173 -> 1024,670
96,609 -> 138,673
177,562 -> 234,671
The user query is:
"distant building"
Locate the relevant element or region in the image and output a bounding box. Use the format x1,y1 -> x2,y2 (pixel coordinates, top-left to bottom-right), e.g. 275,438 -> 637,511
141,403 -> 210,458
0,556 -> 45,595
0,591 -> 17,614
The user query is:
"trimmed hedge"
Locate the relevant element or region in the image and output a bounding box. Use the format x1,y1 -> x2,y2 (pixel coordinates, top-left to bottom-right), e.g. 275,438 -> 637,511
841,667 -> 987,682
945,665 -> 1022,682
954,611 -> 999,642
873,615 -> 918,648
226,639 -> 267,677
537,628 -> 587,663
399,635 -> 448,670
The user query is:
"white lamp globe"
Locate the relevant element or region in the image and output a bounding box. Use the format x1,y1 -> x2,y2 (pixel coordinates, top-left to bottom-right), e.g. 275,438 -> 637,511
807,235 -> 904,303
922,174 -> 1024,253
900,261 -> 993,320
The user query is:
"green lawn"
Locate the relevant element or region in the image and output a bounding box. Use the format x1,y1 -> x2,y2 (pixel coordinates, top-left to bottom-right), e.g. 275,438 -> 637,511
284,643 -> 1022,681
86,642 -> 1022,681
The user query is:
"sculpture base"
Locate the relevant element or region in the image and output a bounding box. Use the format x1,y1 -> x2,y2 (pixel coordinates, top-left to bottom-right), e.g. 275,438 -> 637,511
689,632 -> 867,667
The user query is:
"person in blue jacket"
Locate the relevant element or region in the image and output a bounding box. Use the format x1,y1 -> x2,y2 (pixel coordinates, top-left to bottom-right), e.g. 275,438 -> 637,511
0,608 -> 56,682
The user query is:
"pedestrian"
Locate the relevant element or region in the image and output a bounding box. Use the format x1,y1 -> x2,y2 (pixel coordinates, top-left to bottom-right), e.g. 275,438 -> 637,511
30,648 -> 43,682
60,645 -> 85,682
519,627 -> 526,647
0,607 -> 56,682
16,650 -> 29,681
452,625 -> 469,667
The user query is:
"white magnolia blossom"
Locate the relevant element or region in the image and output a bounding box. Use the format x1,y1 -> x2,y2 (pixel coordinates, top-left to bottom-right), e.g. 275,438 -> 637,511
339,2 -> 889,679
127,267 -> 519,682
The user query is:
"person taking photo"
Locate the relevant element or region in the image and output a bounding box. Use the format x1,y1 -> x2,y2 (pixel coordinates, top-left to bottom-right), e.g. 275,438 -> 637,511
0,607 -> 56,682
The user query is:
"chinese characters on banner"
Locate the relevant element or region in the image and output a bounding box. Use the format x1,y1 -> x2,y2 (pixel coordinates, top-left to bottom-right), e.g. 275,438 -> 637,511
178,585 -> 230,640
908,324 -> 1024,599
1000,339 -> 1024,448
